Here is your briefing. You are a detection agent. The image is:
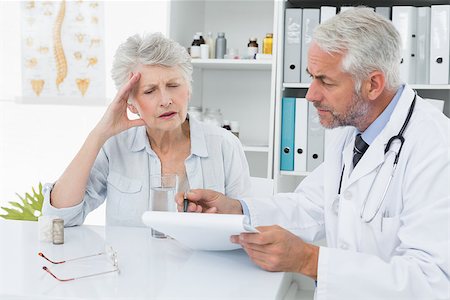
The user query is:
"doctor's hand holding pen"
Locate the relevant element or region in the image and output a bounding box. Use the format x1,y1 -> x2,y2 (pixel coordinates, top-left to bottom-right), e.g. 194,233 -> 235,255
175,189 -> 243,214
175,189 -> 319,278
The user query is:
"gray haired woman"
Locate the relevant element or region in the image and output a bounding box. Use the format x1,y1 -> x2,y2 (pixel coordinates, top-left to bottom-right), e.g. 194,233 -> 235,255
42,33 -> 251,226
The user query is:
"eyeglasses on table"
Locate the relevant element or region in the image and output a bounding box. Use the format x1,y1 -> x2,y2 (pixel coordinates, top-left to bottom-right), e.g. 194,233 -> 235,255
38,245 -> 120,282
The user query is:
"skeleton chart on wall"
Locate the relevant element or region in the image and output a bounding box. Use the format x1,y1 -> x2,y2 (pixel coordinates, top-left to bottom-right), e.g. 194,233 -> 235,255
21,0 -> 105,102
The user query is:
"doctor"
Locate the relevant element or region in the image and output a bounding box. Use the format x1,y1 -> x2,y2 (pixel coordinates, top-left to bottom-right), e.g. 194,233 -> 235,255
176,7 -> 450,299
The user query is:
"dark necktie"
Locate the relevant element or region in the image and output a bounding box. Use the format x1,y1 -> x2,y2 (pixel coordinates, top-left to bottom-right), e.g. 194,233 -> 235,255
353,133 -> 369,167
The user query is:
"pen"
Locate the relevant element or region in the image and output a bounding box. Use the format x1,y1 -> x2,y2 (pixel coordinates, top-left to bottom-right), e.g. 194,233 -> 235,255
183,192 -> 189,212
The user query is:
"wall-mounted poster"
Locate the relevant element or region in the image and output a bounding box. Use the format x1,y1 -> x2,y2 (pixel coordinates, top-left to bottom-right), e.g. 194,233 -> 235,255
20,0 -> 105,104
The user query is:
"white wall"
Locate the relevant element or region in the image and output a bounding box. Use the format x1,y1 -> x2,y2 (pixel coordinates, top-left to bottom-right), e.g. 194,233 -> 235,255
0,1 -> 169,225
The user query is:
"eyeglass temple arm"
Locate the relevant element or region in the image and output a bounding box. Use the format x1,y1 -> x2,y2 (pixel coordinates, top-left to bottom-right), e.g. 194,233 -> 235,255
42,266 -> 119,282
38,251 -> 106,264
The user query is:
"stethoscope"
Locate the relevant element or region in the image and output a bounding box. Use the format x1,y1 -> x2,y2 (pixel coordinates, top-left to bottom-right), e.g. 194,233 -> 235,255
337,93 -> 416,223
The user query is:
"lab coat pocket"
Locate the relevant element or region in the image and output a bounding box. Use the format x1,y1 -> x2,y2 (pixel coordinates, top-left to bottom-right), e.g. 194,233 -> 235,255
377,215 -> 401,259
107,171 -> 143,219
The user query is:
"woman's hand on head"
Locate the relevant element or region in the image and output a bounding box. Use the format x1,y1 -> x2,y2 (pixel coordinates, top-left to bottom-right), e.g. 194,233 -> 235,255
93,72 -> 146,141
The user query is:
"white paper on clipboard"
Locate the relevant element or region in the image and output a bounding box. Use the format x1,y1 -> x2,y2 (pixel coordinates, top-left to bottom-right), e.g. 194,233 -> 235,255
142,211 -> 258,251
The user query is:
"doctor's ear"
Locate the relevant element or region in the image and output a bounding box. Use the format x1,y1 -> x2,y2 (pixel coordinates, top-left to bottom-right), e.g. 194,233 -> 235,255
364,71 -> 385,101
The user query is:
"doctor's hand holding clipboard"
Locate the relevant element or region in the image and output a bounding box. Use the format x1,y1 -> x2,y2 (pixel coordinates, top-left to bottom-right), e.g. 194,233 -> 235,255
175,189 -> 319,277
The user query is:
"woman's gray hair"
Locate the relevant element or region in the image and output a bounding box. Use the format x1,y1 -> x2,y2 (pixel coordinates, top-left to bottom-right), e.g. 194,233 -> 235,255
313,7 -> 402,93
111,32 -> 193,93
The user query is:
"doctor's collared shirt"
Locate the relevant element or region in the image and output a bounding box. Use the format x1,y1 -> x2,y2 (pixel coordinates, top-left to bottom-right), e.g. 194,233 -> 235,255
360,84 -> 404,145
42,116 -> 251,227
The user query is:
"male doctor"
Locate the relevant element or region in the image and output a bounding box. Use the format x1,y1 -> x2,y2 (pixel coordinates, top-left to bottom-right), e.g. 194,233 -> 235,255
177,7 -> 450,299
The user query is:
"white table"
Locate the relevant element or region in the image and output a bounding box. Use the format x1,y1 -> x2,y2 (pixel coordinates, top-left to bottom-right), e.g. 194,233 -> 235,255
0,219 -> 292,299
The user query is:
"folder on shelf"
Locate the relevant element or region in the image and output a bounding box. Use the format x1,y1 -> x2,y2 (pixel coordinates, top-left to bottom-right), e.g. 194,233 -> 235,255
392,6 -> 417,84
320,6 -> 336,23
280,98 -> 296,171
300,9 -> 320,83
294,98 -> 308,172
307,101 -> 324,172
375,7 -> 391,20
416,7 -> 431,85
284,8 -> 302,83
430,5 -> 450,84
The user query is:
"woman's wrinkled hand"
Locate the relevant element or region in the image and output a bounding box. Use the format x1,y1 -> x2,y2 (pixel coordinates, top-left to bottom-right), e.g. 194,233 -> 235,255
93,72 -> 145,141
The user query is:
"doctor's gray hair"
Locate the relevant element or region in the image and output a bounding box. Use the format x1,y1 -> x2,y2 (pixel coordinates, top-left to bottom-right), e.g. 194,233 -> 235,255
111,32 -> 193,93
313,7 -> 402,93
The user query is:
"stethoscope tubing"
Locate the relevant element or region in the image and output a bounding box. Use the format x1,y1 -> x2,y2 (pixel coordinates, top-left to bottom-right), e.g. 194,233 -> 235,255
338,92 -> 417,223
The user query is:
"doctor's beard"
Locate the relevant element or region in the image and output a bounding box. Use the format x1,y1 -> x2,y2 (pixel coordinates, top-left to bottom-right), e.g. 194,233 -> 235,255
314,90 -> 370,130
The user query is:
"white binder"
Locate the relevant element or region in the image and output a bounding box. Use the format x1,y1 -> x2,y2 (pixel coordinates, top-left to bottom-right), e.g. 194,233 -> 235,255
320,6 -> 336,23
284,9 -> 302,83
430,5 -> 450,84
375,7 -> 391,20
300,9 -> 320,83
416,7 -> 431,84
306,101 -> 324,172
392,6 -> 417,84
294,98 -> 308,172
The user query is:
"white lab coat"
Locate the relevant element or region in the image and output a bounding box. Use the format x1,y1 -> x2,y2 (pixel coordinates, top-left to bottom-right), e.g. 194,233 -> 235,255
244,86 -> 450,299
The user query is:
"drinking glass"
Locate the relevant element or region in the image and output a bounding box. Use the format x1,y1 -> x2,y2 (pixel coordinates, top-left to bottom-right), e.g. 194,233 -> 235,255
150,174 -> 178,238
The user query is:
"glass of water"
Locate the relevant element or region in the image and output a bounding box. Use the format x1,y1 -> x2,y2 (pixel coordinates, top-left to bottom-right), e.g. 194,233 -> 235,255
150,174 -> 178,238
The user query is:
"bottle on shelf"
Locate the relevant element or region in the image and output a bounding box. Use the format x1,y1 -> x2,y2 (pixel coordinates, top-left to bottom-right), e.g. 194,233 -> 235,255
224,48 -> 239,59
190,34 -> 201,58
230,121 -> 240,138
200,44 -> 209,59
206,32 -> 215,59
196,32 -> 206,45
203,108 -> 223,127
262,33 -> 273,55
222,120 -> 231,131
215,32 -> 227,59
247,37 -> 259,59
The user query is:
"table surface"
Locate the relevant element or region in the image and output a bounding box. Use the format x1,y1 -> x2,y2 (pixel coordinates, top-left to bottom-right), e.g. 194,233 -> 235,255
0,219 -> 291,299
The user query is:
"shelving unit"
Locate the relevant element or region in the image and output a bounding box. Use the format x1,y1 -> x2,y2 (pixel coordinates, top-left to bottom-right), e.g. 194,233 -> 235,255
167,0 -> 449,191
242,145 -> 270,153
273,0 -> 450,193
283,83 -> 450,90
167,0 -> 277,178
191,59 -> 272,70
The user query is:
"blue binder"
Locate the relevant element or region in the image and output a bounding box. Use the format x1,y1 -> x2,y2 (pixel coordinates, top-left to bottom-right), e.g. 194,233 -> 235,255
280,98 -> 296,171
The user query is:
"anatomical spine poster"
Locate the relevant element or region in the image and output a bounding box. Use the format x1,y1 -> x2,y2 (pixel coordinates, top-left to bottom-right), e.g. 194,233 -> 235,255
21,0 -> 105,102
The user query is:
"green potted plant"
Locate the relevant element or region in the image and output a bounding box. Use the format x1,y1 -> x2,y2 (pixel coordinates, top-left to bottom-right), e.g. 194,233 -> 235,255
0,183 -> 44,221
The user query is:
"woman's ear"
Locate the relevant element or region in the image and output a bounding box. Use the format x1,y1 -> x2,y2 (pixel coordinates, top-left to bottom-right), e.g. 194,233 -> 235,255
127,101 -> 139,115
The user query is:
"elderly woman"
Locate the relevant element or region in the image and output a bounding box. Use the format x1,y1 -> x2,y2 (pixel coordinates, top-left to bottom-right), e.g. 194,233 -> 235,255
42,33 -> 251,227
